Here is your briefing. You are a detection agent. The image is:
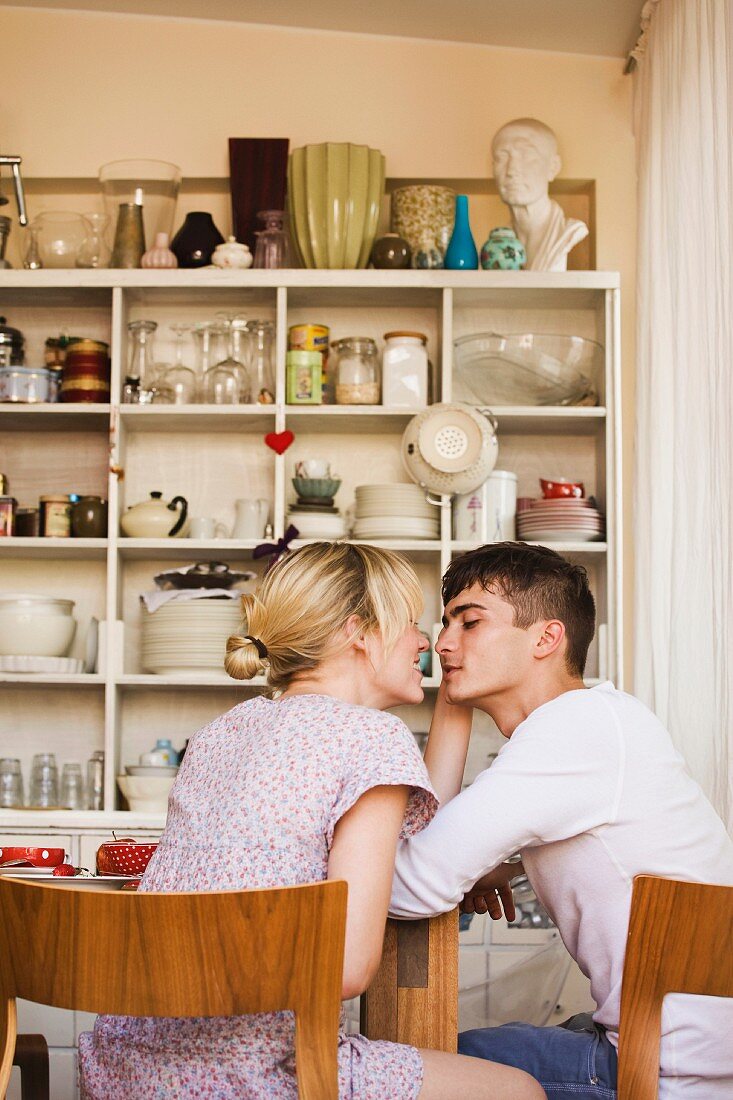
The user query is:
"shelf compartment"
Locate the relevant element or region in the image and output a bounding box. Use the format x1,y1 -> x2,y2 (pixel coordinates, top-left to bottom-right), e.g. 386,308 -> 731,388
0,538 -> 108,560
117,538 -> 261,560
285,407 -> 416,434
118,405 -> 276,432
491,407 -> 606,436
0,404 -> 111,431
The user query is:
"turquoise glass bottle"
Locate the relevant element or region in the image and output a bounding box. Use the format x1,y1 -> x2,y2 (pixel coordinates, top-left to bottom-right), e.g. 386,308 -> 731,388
443,195 -> 478,270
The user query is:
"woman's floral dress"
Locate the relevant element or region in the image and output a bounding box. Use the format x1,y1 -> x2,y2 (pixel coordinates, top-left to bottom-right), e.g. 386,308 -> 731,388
78,693 -> 438,1099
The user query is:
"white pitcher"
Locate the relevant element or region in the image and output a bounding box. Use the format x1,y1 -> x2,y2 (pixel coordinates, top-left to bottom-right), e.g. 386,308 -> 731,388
233,498 -> 269,540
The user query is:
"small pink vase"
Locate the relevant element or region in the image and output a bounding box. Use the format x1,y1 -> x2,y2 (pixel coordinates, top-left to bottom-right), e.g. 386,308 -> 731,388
141,232 -> 178,269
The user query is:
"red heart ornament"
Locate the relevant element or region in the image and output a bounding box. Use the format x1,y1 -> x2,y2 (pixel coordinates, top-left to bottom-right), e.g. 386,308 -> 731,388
264,430 -> 295,455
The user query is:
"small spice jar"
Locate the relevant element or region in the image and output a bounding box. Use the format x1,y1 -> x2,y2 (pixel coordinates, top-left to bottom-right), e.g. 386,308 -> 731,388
60,339 -> 110,403
333,337 -> 380,405
39,494 -> 72,537
286,350 -> 323,405
382,331 -> 429,410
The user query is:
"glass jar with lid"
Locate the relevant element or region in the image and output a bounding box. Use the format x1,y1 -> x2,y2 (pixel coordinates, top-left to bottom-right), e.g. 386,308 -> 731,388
382,331 -> 429,409
333,337 -> 380,405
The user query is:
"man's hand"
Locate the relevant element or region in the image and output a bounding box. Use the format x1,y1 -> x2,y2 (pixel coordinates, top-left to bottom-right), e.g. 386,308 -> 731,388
460,860 -> 524,921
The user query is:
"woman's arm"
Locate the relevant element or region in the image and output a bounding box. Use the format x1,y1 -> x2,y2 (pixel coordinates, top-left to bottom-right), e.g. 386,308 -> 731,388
423,681 -> 473,805
328,784 -> 409,1000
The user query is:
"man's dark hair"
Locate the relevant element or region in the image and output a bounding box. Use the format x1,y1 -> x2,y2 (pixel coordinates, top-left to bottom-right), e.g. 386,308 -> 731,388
442,542 -> 596,677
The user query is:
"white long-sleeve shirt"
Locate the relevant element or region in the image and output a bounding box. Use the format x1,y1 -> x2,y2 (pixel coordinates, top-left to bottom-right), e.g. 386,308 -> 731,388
391,682 -> 733,1098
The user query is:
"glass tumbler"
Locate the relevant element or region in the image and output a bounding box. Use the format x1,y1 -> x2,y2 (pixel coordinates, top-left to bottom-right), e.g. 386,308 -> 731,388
29,752 -> 59,807
0,758 -> 24,807
61,762 -> 85,810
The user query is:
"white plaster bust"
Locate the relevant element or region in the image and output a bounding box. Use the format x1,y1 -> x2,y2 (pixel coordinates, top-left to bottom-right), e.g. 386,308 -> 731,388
491,118 -> 588,272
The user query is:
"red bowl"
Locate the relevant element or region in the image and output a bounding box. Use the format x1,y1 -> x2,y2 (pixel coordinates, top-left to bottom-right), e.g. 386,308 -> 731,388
540,478 -> 584,499
0,846 -> 66,867
96,840 -> 158,876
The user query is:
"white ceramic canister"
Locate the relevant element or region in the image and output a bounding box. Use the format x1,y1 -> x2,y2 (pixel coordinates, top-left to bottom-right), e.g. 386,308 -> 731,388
382,331 -> 428,409
453,470 -> 518,542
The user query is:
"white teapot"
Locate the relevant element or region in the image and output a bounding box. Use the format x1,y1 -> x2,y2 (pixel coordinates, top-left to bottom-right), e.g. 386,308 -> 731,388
211,236 -> 253,269
120,492 -> 189,538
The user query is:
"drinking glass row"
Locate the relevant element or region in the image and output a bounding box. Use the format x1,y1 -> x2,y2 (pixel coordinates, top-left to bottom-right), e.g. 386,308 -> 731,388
123,316 -> 275,406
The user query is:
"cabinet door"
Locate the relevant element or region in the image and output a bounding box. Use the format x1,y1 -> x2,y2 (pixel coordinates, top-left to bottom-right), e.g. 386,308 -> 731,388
16,999 -> 75,1046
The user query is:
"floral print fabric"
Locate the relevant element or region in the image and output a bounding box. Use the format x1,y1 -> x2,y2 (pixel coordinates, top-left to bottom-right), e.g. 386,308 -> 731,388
78,694 -> 438,1099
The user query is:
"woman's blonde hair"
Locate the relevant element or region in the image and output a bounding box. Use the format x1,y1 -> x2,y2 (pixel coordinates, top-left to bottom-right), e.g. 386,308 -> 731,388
225,542 -> 424,691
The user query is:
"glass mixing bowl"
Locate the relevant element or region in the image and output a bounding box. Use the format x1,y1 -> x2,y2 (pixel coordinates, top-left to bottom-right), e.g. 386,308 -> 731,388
453,331 -> 602,406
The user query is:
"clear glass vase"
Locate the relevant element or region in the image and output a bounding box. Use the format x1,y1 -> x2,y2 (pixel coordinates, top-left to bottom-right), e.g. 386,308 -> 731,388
253,210 -> 291,269
245,319 -> 275,403
76,213 -> 111,268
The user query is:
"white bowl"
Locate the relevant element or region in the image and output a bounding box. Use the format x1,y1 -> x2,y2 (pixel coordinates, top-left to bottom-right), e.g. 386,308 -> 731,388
117,773 -> 175,812
0,598 -> 77,657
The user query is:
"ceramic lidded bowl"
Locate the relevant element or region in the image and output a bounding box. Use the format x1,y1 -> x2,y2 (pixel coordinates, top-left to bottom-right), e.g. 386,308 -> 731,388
480,227 -> 526,270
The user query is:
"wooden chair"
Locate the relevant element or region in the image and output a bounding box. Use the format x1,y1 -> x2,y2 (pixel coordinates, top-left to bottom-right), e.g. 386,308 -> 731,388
0,877 -> 347,1100
617,874 -> 733,1100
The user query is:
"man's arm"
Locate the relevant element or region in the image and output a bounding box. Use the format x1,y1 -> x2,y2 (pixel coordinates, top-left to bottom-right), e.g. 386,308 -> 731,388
390,702 -> 623,918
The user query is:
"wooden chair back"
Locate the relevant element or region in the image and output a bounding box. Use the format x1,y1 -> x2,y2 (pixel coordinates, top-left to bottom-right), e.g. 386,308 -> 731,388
617,874 -> 733,1099
0,876 -> 347,1100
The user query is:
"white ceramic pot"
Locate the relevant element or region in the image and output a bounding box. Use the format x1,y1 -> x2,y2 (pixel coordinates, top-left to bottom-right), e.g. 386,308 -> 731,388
0,594 -> 76,657
117,774 -> 175,813
120,492 -> 189,538
453,470 -> 518,542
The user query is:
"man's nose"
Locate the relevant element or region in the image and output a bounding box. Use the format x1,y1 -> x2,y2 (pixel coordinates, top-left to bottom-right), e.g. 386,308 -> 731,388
436,626 -> 454,654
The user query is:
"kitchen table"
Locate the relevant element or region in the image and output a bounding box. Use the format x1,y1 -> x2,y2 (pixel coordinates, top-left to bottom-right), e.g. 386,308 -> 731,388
361,909 -> 458,1051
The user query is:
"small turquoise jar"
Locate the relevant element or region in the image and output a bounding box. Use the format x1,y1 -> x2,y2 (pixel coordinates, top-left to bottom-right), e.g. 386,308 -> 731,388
480,227 -> 526,270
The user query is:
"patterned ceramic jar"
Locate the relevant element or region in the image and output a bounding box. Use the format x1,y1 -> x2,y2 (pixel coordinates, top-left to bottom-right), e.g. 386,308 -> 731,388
390,185 -> 456,255
480,227 -> 526,270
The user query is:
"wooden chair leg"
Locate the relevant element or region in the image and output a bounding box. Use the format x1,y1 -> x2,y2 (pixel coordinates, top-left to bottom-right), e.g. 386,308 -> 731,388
12,1034 -> 49,1100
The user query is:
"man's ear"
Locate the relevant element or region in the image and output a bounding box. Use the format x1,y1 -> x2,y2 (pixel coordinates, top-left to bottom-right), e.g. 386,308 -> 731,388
534,619 -> 566,661
547,153 -> 562,182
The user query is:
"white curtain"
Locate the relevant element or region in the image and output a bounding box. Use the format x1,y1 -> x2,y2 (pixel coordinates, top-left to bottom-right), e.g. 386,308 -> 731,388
633,0 -> 733,830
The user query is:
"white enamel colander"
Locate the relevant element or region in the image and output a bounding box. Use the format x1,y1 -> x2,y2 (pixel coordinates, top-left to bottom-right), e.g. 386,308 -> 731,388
401,403 -> 499,498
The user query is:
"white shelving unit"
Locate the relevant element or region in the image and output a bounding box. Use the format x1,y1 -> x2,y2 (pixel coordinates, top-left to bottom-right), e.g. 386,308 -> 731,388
0,268 -> 622,833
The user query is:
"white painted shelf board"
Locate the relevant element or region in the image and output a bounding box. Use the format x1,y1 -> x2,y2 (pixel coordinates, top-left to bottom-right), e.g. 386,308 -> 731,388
119,405 -> 276,432
451,540 -> 607,554
0,404 -> 111,431
117,538 -> 260,560
117,674 -> 265,689
0,674 -> 104,686
290,538 -> 442,556
0,537 -> 108,559
0,809 -> 165,829
0,270 -> 621,291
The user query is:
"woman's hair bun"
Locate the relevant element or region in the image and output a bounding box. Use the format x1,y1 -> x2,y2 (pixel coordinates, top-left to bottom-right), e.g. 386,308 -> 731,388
224,633 -> 266,680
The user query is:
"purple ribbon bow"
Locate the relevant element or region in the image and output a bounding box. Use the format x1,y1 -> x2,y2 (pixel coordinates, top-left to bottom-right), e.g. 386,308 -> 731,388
253,524 -> 300,571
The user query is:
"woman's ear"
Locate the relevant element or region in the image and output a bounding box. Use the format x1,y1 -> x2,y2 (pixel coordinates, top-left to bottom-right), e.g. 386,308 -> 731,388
342,614 -> 368,654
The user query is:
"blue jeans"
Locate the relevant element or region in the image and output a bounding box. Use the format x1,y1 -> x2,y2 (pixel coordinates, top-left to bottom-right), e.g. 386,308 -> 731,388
458,1013 -> 618,1098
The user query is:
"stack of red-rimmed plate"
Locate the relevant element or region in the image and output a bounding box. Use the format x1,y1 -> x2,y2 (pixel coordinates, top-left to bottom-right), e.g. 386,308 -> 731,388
516,498 -> 605,543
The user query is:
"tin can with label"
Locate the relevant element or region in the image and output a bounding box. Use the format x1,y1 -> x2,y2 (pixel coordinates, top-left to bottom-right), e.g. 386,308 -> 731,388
0,496 -> 17,536
288,324 -> 331,402
60,339 -> 110,403
39,494 -> 72,537
286,351 -> 323,405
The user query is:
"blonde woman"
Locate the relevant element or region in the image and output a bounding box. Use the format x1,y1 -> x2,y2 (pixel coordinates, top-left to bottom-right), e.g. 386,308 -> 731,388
78,543 -> 544,1100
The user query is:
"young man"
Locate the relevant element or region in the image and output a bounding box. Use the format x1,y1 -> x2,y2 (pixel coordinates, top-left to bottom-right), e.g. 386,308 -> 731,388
391,542 -> 733,1100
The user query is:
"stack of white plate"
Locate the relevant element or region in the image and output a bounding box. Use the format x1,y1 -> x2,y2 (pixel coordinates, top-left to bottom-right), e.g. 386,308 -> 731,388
141,598 -> 243,675
517,498 -> 605,543
287,507 -> 347,540
352,484 -> 440,540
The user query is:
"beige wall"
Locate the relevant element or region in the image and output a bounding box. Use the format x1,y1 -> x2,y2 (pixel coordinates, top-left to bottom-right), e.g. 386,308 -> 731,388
3,7 -> 636,681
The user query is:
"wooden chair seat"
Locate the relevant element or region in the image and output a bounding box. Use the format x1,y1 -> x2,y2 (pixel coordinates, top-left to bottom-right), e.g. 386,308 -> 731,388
0,877 -> 347,1100
617,874 -> 733,1099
